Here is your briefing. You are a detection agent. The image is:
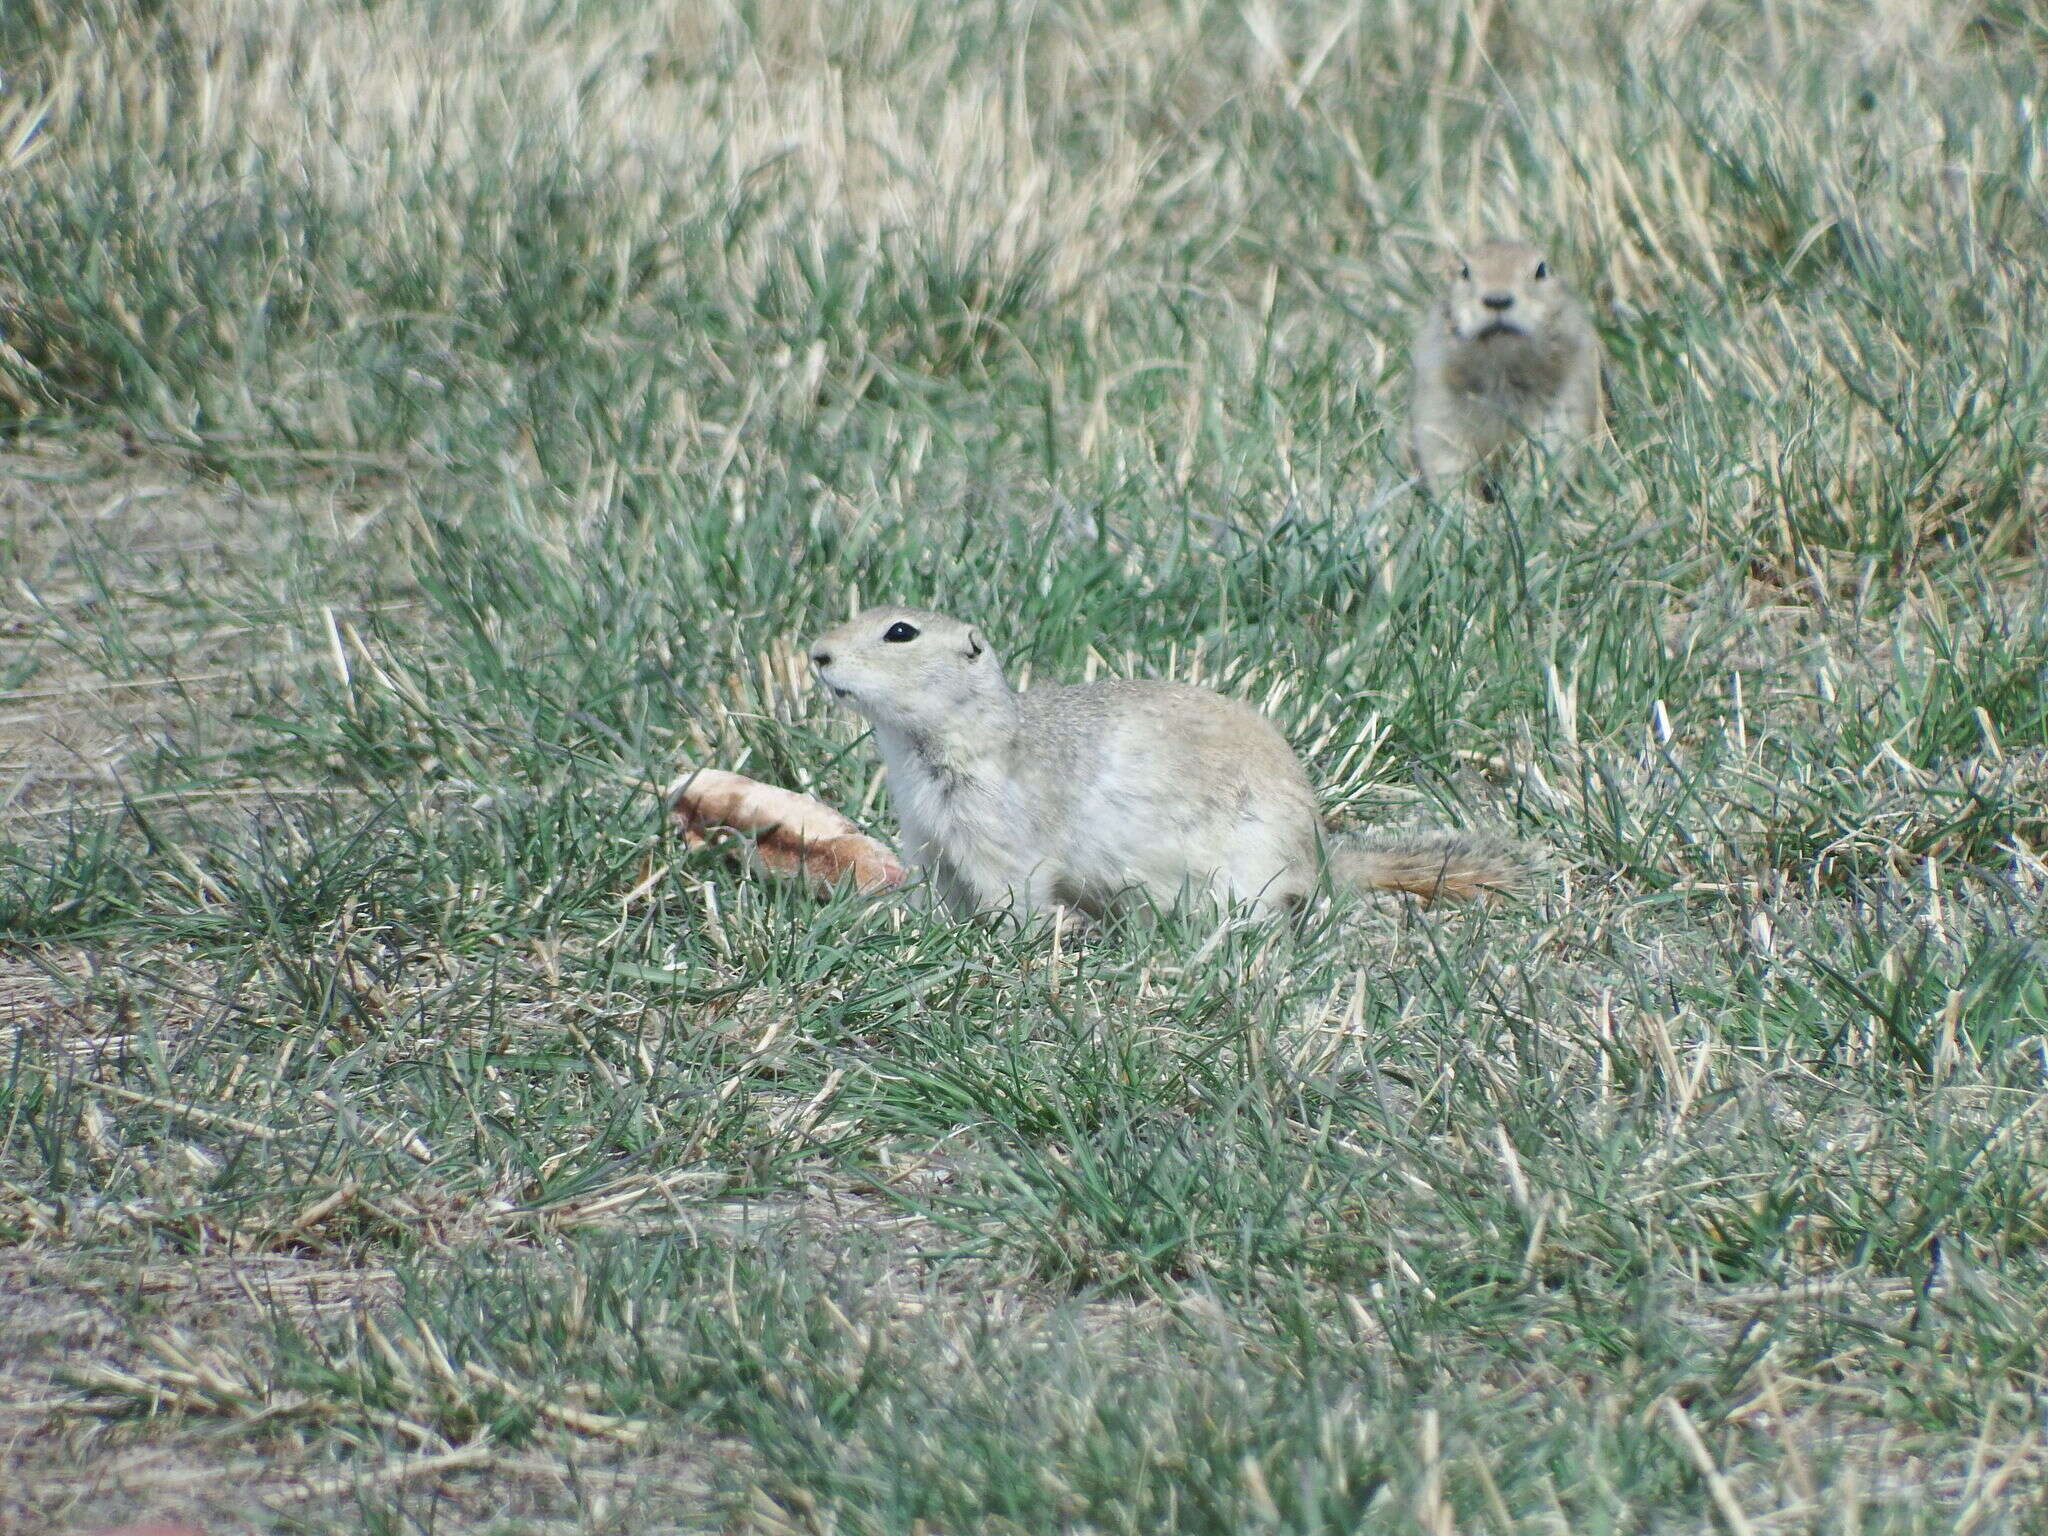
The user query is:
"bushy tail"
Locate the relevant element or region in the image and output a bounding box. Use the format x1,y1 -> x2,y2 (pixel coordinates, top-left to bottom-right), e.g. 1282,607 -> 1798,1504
1328,828 -> 1529,904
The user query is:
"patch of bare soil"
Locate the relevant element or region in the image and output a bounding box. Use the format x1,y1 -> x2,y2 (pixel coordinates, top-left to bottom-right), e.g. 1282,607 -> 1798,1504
0,1249 -> 738,1536
0,441 -> 332,837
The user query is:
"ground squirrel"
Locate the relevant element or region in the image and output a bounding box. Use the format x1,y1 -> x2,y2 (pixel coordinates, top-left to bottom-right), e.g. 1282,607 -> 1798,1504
1408,240 -> 1604,495
809,606 -> 1523,921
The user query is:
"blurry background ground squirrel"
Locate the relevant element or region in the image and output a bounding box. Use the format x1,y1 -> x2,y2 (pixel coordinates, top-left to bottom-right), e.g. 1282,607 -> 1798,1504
810,606 -> 1524,921
1408,240 -> 1605,495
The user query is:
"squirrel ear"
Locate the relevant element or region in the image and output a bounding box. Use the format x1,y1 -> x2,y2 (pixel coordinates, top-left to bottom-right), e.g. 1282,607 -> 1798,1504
965,630 -> 985,660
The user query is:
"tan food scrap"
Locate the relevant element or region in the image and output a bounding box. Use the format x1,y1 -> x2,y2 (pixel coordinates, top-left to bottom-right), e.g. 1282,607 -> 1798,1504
668,768 -> 907,895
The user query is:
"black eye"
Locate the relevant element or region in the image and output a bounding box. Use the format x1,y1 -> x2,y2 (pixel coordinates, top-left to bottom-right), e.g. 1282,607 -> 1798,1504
1459,264 -> 1471,281
883,621 -> 919,643
1533,261 -> 1548,280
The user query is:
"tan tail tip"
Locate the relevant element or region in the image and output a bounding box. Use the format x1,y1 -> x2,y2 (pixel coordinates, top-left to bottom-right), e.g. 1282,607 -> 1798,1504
1331,828 -> 1532,904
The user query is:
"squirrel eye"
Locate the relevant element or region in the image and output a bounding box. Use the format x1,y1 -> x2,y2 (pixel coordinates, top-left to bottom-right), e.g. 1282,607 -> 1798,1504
1534,261 -> 1548,280
883,621 -> 919,643
1459,264 -> 1471,281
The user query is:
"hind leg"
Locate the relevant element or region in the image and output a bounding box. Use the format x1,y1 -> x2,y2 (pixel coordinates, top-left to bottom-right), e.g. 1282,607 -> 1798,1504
1221,820 -> 1318,917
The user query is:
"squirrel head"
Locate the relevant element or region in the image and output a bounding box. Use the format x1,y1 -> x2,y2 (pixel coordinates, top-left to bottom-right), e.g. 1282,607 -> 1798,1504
809,606 -> 1009,733
1441,240 -> 1569,343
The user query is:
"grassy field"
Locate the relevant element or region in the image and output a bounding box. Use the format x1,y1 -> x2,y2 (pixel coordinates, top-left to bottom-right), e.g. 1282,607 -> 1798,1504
3,0 -> 2047,1530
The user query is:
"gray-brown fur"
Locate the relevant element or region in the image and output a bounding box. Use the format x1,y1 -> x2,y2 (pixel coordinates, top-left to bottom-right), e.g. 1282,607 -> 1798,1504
810,606 -> 1524,921
1408,240 -> 1605,495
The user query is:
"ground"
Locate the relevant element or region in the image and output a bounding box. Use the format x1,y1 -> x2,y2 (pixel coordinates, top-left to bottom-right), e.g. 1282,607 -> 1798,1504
2,1 -> 2047,1532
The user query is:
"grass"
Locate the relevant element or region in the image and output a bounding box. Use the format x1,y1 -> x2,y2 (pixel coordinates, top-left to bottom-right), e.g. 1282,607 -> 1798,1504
2,0 -> 2046,1530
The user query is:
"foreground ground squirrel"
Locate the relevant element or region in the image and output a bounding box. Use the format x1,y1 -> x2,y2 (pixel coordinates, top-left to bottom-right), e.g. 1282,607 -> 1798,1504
809,606 -> 1523,920
1408,240 -> 1605,495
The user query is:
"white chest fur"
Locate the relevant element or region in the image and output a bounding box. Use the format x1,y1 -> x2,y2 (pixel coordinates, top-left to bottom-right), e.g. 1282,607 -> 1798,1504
872,725 -> 1037,909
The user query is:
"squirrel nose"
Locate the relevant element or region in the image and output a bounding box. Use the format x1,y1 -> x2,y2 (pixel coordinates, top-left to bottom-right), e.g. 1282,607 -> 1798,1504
1481,293 -> 1515,311
810,649 -> 832,668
